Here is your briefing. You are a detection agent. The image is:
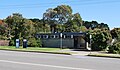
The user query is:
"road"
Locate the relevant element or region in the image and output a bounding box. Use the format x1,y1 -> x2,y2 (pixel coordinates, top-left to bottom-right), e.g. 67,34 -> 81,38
0,50 -> 120,70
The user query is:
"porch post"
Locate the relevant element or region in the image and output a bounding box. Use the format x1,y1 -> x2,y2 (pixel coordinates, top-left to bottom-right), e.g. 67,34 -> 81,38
60,33 -> 62,49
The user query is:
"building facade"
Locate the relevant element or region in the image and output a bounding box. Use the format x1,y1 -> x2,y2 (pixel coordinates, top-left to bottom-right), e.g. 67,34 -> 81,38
36,32 -> 90,50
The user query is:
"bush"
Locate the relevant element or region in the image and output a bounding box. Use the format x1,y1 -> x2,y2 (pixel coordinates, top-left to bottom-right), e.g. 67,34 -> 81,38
108,42 -> 120,54
92,42 -> 108,51
28,37 -> 42,47
89,29 -> 112,51
9,39 -> 15,46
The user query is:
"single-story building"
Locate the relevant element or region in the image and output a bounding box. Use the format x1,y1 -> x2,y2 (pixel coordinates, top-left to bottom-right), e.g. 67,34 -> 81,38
36,32 -> 91,50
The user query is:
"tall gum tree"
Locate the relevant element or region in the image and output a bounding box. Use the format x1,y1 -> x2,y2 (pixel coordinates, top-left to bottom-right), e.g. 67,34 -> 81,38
43,5 -> 73,33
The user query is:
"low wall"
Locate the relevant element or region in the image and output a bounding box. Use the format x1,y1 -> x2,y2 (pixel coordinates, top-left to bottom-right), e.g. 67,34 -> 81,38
0,40 -> 9,46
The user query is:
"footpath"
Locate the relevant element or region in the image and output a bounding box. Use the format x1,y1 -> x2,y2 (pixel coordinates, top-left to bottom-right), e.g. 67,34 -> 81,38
56,49 -> 120,58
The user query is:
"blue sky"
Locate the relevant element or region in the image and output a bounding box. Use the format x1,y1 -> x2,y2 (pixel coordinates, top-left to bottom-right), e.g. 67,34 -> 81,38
0,0 -> 120,29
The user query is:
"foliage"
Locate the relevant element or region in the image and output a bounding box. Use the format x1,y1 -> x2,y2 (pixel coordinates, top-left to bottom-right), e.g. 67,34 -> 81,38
90,28 -> 112,51
9,39 -> 15,46
22,19 -> 35,38
0,21 -> 8,40
4,13 -> 41,47
64,13 -> 84,32
9,39 -> 23,46
109,28 -> 120,54
43,5 -> 84,33
83,21 -> 109,30
79,26 -> 87,32
64,21 -> 86,32
72,13 -> 83,26
5,13 -> 23,39
5,13 -> 36,40
111,28 -> 120,39
108,42 -> 120,54
64,20 -> 77,32
30,19 -> 50,33
28,37 -> 42,47
53,5 -> 72,23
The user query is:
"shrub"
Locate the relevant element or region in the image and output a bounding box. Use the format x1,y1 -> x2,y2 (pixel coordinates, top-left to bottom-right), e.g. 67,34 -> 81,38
90,29 -> 112,51
92,42 -> 108,51
9,39 -> 15,46
28,37 -> 42,47
108,42 -> 120,54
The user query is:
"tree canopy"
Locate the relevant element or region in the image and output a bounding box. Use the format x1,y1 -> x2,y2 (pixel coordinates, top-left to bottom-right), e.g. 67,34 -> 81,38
43,5 -> 84,33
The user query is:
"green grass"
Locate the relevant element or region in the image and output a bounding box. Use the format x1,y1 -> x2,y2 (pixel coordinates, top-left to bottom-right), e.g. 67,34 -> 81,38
0,46 -> 61,51
88,53 -> 120,58
0,46 -> 72,55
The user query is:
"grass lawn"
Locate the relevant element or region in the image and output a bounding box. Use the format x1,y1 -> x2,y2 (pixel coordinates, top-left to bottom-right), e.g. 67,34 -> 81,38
0,46 -> 72,55
88,53 -> 120,58
0,46 -> 61,51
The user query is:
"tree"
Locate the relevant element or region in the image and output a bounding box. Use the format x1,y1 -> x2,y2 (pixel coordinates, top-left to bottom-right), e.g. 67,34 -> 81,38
109,28 -> 120,53
98,23 -> 109,30
43,5 -> 72,33
72,13 -> 82,26
54,5 -> 72,24
5,13 -> 24,40
0,20 -> 8,39
5,13 -> 36,46
64,13 -> 84,32
22,19 -> 35,39
30,19 -> 50,33
43,8 -> 58,33
83,21 -> 109,30
111,28 -> 120,39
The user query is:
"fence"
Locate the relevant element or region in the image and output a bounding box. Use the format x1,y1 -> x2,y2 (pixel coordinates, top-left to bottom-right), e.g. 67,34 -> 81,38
0,40 -> 9,46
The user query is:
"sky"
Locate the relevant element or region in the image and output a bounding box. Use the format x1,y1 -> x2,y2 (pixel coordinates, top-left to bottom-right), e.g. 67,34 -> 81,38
0,0 -> 120,29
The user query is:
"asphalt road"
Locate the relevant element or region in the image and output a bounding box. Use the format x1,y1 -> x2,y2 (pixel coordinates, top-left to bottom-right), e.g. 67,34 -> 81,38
0,50 -> 120,70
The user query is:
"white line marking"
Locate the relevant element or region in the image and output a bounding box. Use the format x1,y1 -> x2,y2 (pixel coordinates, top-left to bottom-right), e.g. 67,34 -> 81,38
0,59 -> 92,70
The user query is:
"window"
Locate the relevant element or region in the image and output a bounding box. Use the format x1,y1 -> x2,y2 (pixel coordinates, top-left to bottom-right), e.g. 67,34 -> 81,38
71,35 -> 73,38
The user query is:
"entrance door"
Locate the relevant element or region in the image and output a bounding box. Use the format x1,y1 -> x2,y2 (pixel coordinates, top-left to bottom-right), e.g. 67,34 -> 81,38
77,36 -> 86,49
74,37 -> 78,49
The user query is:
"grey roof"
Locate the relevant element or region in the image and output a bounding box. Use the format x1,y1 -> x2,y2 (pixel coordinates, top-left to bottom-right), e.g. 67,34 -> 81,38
36,32 -> 86,36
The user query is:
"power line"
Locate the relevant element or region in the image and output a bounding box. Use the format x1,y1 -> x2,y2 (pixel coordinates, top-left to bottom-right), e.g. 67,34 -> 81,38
1,0 -> 120,7
0,0 -> 90,7
0,0 -> 120,9
0,0 -> 97,6
0,0 -> 92,7
76,0 -> 120,5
